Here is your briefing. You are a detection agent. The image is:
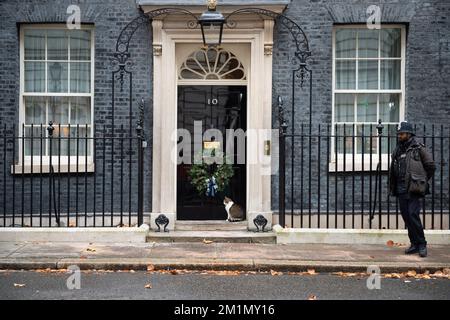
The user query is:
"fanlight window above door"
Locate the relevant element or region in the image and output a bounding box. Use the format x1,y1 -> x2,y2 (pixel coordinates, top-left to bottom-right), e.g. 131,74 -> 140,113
179,48 -> 246,81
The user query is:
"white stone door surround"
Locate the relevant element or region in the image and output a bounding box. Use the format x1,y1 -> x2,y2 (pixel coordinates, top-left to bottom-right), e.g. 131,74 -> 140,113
144,5 -> 280,230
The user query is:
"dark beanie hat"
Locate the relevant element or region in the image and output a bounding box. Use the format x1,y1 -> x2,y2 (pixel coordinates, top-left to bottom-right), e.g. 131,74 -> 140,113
397,121 -> 415,135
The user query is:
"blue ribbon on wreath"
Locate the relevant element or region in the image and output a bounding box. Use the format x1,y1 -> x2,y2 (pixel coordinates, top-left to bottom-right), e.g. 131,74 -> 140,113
205,176 -> 218,197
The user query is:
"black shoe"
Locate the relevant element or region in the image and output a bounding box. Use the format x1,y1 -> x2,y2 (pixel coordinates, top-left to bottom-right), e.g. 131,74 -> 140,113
404,245 -> 419,255
419,245 -> 427,258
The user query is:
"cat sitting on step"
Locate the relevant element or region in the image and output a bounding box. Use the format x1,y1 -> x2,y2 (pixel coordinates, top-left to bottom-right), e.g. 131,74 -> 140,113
223,197 -> 244,222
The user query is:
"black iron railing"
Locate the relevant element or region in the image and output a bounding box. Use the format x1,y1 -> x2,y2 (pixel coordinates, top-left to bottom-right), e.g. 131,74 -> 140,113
278,120 -> 450,230
0,119 -> 146,228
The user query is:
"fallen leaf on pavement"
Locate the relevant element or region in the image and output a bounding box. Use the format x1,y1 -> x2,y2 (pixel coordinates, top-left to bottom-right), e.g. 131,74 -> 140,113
270,269 -> 283,276
345,273 -> 357,277
212,270 -> 240,276
386,241 -> 405,247
147,264 -> 155,272
199,270 -> 241,276
202,239 -> 214,244
306,269 -> 317,275
406,270 -> 417,277
14,283 -> 26,287
431,270 -> 450,279
307,294 -> 317,300
332,272 -> 365,277
144,283 -> 152,289
34,268 -> 66,273
384,273 -> 402,279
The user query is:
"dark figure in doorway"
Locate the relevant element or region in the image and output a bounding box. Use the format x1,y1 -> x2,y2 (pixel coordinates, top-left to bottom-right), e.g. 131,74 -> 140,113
389,122 -> 436,257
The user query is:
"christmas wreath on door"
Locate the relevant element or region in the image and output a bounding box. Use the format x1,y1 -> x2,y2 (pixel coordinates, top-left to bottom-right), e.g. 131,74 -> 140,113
188,150 -> 234,197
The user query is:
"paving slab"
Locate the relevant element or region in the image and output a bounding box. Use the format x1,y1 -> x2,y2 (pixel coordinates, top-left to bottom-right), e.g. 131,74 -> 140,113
6,242 -> 86,258
79,243 -> 154,259
0,242 -> 26,258
150,242 -> 219,259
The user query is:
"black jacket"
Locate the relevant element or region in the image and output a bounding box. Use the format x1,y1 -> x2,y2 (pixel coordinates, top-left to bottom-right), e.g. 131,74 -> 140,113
389,137 -> 436,197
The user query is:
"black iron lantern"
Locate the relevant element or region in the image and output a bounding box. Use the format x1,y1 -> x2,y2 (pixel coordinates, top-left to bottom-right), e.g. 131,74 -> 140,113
198,0 -> 225,47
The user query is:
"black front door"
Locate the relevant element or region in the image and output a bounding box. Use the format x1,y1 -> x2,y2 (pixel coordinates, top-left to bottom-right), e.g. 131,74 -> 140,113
177,85 -> 247,220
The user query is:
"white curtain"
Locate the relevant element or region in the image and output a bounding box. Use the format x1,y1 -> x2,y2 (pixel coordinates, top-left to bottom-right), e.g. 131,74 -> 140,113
70,62 -> 90,93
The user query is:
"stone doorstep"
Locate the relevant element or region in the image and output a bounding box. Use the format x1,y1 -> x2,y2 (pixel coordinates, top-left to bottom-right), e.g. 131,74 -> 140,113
146,230 -> 277,243
175,220 -> 248,231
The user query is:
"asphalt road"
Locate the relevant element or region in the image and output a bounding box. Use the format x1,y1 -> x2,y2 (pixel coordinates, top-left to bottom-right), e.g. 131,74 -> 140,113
0,270 -> 449,300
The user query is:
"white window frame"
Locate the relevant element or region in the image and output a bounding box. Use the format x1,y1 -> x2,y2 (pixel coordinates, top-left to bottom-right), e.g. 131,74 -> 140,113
15,24 -> 95,173
330,24 -> 406,172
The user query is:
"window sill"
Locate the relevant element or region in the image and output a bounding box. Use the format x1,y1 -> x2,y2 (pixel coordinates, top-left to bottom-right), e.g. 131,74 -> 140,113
328,161 -> 389,173
11,163 -> 95,174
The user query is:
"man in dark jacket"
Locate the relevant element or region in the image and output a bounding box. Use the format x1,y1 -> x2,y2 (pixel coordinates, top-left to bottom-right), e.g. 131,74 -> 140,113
389,122 -> 436,257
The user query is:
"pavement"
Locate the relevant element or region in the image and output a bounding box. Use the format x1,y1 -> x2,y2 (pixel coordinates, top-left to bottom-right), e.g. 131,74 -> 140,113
0,241 -> 449,273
